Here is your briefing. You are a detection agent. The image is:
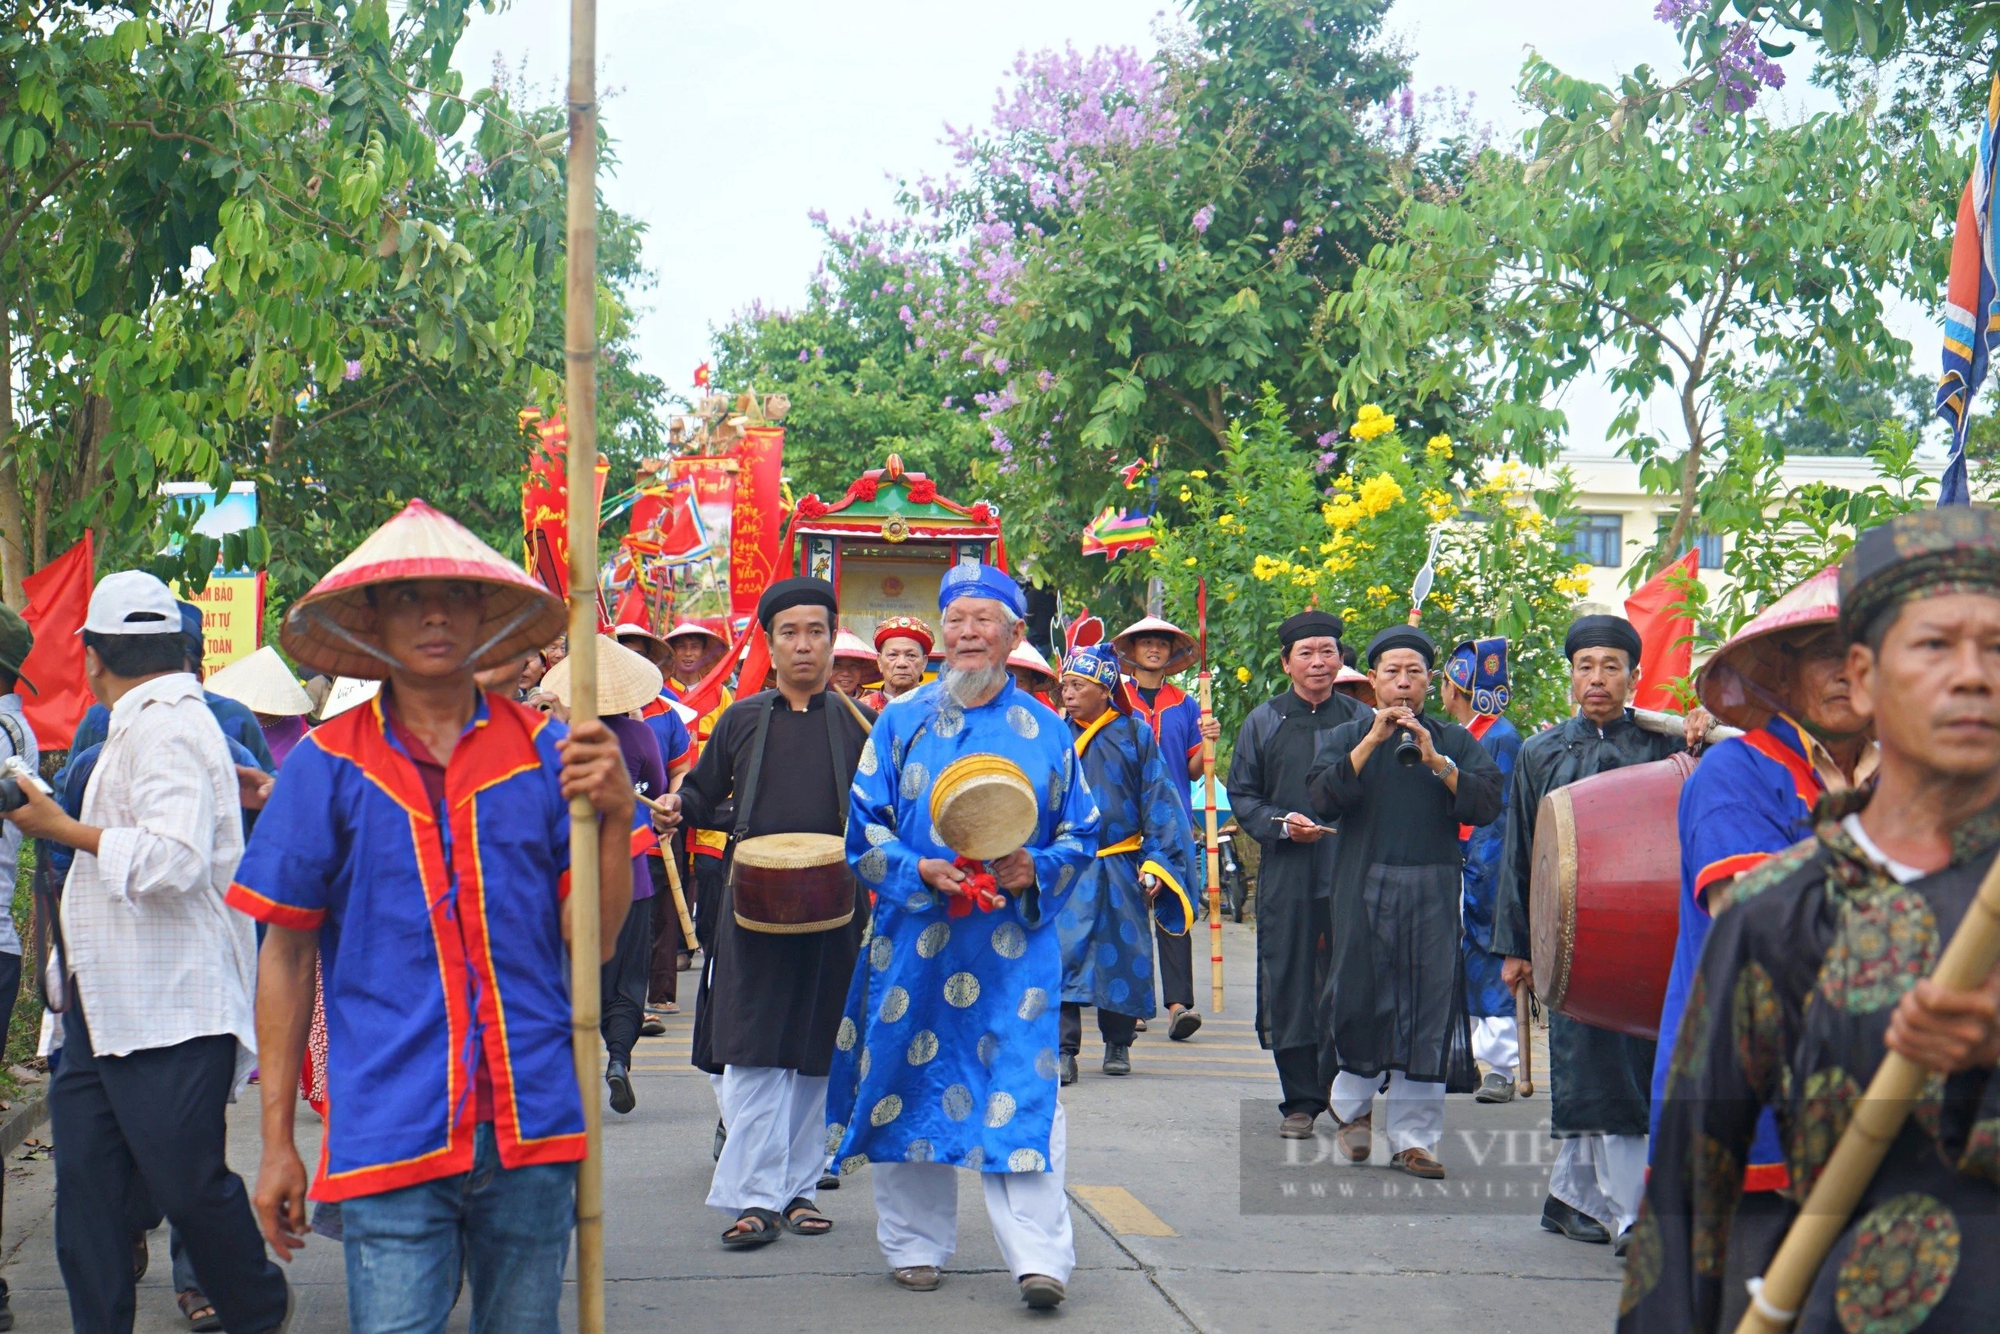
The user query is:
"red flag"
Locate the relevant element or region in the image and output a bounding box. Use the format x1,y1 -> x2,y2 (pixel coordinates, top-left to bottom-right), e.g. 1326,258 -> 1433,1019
1625,549 -> 1699,712
610,583 -> 648,630
693,362 -> 711,390
18,533 -> 95,749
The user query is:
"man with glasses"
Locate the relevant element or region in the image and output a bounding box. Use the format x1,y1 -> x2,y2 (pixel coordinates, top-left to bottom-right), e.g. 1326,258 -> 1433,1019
1304,625 -> 1504,1179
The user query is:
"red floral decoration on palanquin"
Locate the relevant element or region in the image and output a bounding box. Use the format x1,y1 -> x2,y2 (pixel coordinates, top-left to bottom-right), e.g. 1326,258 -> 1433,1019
847,476 -> 879,502
906,478 -> 938,504
794,494 -> 829,520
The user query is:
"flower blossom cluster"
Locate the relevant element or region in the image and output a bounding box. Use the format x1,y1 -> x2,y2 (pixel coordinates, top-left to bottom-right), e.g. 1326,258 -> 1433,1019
1654,4 -> 1785,115
1348,403 -> 1396,442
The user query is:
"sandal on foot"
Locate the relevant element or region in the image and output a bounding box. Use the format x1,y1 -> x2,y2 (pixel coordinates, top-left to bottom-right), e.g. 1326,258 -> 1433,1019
178,1289 -> 223,1334
721,1207 -> 782,1248
783,1195 -> 834,1236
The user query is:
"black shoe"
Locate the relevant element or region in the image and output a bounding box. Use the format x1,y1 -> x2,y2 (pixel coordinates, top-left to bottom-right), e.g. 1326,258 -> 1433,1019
818,1173 -> 840,1191
1102,1043 -> 1131,1076
1540,1194 -> 1611,1244
0,1275 -> 12,1332
1058,1052 -> 1078,1086
1613,1225 -> 1633,1257
606,1060 -> 636,1114
713,1118 -> 728,1161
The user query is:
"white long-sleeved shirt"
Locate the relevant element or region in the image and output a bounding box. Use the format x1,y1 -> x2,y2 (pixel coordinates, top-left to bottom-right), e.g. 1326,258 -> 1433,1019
61,672 -> 257,1076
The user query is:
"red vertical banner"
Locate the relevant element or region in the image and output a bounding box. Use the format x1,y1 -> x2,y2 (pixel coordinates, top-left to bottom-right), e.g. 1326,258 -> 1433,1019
729,426 -> 785,622
1625,548 -> 1699,712
19,532 -> 95,749
520,410 -> 609,600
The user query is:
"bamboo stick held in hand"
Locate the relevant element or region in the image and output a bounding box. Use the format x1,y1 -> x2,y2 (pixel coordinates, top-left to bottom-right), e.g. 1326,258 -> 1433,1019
1514,983 -> 1534,1098
1201,672 -> 1224,1013
564,1 -> 605,1329
1732,851 -> 2000,1334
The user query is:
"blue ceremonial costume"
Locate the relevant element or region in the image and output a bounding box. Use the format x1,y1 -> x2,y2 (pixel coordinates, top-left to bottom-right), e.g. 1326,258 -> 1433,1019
1059,661 -> 1196,1021
827,674 -> 1098,1173
1649,716 -> 1830,1188
1448,639 -> 1520,1021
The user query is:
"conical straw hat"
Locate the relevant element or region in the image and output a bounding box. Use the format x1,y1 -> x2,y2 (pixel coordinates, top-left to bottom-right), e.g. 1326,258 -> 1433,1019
1697,565 -> 1841,731
317,675 -> 382,721
930,754 -> 1039,862
663,620 -> 727,647
1110,615 -> 1195,673
1006,642 -> 1058,690
280,499 -> 566,680
204,646 -> 314,716
833,629 -> 878,662
542,635 -> 666,716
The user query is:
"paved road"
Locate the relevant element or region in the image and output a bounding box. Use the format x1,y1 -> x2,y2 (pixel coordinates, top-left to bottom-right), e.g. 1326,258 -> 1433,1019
0,921 -> 1624,1331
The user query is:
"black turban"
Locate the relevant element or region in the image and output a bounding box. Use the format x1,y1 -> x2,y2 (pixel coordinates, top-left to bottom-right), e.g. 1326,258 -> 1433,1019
1564,614 -> 1642,664
756,576 -> 838,630
1365,624 -> 1435,669
1838,507 -> 2000,643
1279,610 -> 1345,652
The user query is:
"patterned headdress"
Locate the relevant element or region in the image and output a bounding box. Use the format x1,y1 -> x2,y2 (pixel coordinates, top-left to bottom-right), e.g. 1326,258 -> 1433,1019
938,562 -> 1026,617
1838,507 -> 2000,643
873,615 -> 934,655
1444,637 -> 1510,716
1061,643 -> 1124,696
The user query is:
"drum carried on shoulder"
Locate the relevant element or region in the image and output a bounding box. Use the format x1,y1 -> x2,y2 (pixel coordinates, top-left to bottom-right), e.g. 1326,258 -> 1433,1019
1529,753 -> 1693,1039
731,833 -> 857,934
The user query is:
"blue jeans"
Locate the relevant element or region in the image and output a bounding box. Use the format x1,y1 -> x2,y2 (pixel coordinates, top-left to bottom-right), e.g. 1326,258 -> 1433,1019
341,1123 -> 576,1334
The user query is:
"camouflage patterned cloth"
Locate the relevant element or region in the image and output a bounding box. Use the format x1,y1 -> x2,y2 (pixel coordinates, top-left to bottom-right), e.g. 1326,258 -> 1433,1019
1838,507 -> 2000,643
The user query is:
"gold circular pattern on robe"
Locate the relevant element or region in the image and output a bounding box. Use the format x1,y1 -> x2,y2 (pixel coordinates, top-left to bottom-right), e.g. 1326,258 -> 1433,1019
944,972 -> 982,1007
977,1033 -> 1000,1067
865,822 -> 894,847
932,708 -> 964,739
835,1017 -> 858,1051
963,1146 -> 986,1171
870,935 -> 894,971
825,1122 -> 845,1154
907,1030 -> 939,1064
856,847 -> 889,887
941,1084 -> 974,1121
985,1090 -> 1017,1128
1834,1193 -> 1960,1334
1035,1048 -> 1059,1080
857,737 -> 879,776
880,985 -> 910,1023
900,760 -> 931,801
1006,705 -> 1040,739
1007,1148 -> 1047,1173
840,1153 -> 869,1175
1017,987 -> 1050,1022
990,921 -> 1026,959
905,1139 -> 935,1163
858,1048 -> 872,1081
917,921 -> 951,958
904,890 -> 934,912
929,754 -> 1038,861
1055,863 -> 1076,893
870,1094 -> 904,1127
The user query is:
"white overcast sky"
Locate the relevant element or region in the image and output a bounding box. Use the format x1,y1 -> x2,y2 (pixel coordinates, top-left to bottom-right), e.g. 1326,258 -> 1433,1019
453,1 -> 1926,451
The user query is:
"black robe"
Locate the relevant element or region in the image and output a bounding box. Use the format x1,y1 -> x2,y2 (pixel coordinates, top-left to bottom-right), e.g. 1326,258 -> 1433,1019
1307,712 -> 1504,1082
678,688 -> 873,1076
1225,687 -> 1371,1052
1620,799 -> 2000,1334
1495,710 -> 1685,1135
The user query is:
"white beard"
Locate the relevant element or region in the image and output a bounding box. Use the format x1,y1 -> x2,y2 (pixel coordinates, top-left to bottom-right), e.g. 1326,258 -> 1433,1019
940,663 -> 1009,707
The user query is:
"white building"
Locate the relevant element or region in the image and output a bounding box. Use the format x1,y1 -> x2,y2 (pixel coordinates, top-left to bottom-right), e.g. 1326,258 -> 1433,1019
1548,449 -> 1948,606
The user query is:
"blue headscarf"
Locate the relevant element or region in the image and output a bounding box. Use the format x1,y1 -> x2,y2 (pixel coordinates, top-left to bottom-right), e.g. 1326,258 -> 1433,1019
938,562 -> 1026,618
1445,637 -> 1510,716
1061,643 -> 1123,695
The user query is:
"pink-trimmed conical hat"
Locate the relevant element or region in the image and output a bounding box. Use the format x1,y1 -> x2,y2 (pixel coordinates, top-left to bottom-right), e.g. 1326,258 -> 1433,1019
1110,615 -> 1196,673
1006,641 -> 1059,691
1696,565 -> 1840,731
280,498 -> 566,680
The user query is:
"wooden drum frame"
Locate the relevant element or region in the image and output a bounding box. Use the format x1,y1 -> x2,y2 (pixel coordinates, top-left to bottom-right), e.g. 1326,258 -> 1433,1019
731,832 -> 857,935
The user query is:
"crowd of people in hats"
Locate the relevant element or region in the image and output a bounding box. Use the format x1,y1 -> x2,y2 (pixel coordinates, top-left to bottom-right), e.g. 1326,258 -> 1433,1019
2,492 -> 2000,1332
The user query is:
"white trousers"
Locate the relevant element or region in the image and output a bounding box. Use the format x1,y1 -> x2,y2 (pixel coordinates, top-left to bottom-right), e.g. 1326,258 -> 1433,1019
1328,1070 -> 1445,1153
1471,1016 -> 1519,1080
1549,1133 -> 1648,1235
706,1066 -> 829,1215
870,1102 -> 1075,1282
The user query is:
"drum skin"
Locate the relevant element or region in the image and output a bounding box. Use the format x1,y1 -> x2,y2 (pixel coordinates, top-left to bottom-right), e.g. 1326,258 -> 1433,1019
1529,752 -> 1694,1039
732,832 -> 857,935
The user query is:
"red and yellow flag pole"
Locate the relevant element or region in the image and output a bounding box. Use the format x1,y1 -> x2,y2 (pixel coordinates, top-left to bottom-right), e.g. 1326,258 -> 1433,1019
564,0 -> 605,1329
1197,580 -> 1223,1013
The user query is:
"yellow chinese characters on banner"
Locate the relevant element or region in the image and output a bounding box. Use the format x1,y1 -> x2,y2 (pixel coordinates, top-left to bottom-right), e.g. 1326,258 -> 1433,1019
173,575 -> 266,672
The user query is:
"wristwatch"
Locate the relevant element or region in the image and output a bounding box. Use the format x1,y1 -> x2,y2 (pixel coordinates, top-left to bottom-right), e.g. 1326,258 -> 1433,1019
1432,755 -> 1458,780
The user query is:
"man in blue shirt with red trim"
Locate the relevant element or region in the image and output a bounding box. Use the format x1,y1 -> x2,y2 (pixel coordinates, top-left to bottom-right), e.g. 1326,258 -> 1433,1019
1112,616 -> 1219,1041
229,500 -> 635,1334
1651,567 -> 1873,1279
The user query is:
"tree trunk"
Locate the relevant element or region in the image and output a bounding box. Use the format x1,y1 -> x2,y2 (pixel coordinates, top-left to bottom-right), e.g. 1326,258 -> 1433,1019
0,300 -> 26,609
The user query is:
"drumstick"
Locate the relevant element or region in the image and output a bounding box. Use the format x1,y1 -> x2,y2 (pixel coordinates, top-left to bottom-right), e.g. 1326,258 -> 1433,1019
1514,982 -> 1535,1098
635,789 -> 698,942
1267,814 -> 1338,836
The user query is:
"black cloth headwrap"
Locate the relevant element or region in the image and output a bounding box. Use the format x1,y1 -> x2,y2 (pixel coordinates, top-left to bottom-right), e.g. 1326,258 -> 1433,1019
1838,507 -> 2000,643
1365,624 -> 1435,668
756,576 -> 838,630
1564,614 -> 1642,664
1279,610 -> 1345,651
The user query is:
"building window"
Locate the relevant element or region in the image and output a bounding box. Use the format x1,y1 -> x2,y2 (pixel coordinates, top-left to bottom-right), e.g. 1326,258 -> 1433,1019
1568,513 -> 1624,567
1696,530 -> 1724,570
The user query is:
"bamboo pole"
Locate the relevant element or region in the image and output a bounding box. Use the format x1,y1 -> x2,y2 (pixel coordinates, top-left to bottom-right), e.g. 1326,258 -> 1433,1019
1733,851 -> 2000,1334
635,790 -> 698,941
1200,671 -> 1224,1013
1514,983 -> 1534,1098
563,2 -> 604,1330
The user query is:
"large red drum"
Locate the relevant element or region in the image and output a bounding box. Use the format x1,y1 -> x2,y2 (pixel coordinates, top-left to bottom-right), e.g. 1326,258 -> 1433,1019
1529,752 -> 1693,1039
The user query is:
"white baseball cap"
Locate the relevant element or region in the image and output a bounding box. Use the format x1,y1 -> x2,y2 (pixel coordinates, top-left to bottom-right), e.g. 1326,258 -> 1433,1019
83,570 -> 183,636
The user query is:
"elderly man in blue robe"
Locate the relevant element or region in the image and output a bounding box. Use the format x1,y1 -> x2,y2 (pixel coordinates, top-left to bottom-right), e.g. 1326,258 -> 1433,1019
826,563 -> 1099,1310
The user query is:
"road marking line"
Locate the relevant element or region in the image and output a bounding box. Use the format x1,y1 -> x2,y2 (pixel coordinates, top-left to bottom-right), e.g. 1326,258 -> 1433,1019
1071,1184 -> 1177,1237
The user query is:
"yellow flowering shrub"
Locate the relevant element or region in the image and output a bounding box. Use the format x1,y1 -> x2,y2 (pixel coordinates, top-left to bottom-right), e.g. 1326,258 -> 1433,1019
1349,403 -> 1396,441
1425,434 -> 1454,460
